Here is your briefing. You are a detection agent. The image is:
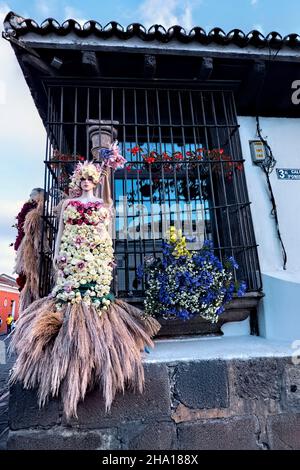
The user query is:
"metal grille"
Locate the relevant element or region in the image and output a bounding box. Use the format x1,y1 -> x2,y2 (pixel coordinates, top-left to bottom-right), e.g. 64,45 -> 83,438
40,81 -> 262,298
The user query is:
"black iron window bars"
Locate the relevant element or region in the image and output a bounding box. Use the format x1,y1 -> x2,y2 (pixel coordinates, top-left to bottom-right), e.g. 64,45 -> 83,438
39,82 -> 262,300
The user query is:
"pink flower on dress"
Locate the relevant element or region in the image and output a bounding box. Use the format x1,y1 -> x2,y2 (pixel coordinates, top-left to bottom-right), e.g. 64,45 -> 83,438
77,261 -> 86,270
74,236 -> 84,247
57,255 -> 68,267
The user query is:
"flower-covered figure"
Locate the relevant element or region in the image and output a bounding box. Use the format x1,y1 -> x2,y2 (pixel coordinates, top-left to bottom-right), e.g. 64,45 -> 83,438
138,226 -> 246,323
10,158 -> 160,419
13,188 -> 46,312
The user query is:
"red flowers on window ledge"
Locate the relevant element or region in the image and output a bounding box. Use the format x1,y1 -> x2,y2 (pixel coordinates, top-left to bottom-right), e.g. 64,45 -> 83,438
51,150 -> 85,164
125,146 -> 244,181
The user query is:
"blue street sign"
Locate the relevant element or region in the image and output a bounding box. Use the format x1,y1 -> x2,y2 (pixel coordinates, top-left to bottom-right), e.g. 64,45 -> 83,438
276,168 -> 300,180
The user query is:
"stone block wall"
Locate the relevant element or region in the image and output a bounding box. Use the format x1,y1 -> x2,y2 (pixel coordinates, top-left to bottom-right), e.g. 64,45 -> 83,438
7,357 -> 300,450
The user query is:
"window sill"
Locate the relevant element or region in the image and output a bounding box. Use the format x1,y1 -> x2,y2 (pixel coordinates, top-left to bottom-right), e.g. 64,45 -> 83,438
145,335 -> 292,363
156,291 -> 265,337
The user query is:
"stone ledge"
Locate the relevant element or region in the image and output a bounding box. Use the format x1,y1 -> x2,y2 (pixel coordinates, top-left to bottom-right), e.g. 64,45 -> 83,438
9,384 -> 61,431
156,292 -> 264,337
232,358 -> 283,401
7,353 -> 298,450
174,361 -> 229,409
63,363 -> 171,428
283,364 -> 300,410
7,427 -> 120,450
267,413 -> 300,450
177,415 -> 260,450
118,421 -> 177,450
9,363 -> 171,430
146,336 -> 293,363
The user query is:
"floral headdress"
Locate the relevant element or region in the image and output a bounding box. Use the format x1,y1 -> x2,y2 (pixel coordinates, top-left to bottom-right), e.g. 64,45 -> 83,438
69,161 -> 102,191
68,142 -> 126,193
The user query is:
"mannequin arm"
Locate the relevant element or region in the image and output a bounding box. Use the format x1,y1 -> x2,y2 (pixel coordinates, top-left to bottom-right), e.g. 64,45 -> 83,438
101,167 -> 113,209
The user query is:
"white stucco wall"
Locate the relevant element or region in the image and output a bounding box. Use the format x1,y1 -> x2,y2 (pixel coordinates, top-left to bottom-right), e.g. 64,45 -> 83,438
238,116 -> 300,341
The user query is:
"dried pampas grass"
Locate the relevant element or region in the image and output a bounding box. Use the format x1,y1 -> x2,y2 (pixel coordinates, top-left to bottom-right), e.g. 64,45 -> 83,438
9,297 -> 160,419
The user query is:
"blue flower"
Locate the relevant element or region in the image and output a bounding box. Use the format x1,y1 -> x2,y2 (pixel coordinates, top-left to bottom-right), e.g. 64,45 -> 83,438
202,239 -> 214,250
175,270 -> 196,290
198,270 -> 214,288
142,228 -> 247,323
223,283 -> 235,303
214,260 -> 223,271
166,307 -> 177,316
202,291 -> 217,304
237,281 -> 247,297
136,264 -> 144,280
192,253 -> 206,267
99,148 -> 113,160
216,305 -> 225,315
178,309 -> 191,320
228,256 -> 239,269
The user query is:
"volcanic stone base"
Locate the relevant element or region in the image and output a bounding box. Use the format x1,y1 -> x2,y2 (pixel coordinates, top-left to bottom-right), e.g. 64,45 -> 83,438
7,358 -> 300,450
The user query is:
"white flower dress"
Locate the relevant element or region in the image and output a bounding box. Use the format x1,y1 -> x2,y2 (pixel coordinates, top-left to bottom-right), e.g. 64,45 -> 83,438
53,200 -> 115,311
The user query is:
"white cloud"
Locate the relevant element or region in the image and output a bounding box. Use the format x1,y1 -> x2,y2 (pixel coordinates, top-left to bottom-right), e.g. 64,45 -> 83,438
0,4 -> 44,134
0,237 -> 15,276
0,78 -> 6,104
0,1 -> 9,14
251,0 -> 258,5
181,3 -> 193,31
253,23 -> 265,34
64,6 -> 88,26
0,199 -> 23,227
0,199 -> 22,272
35,0 -> 51,17
0,199 -> 24,275
0,4 -> 45,275
138,0 -> 195,30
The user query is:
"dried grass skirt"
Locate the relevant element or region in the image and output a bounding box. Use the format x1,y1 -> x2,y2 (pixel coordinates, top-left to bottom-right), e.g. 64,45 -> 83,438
9,297 -> 160,419
14,199 -> 45,312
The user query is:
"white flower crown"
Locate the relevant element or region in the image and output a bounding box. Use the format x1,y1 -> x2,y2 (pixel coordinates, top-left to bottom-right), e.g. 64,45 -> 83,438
69,161 -> 102,190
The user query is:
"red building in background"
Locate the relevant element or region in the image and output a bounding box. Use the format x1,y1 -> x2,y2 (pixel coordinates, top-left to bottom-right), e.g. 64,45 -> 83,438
0,274 -> 19,334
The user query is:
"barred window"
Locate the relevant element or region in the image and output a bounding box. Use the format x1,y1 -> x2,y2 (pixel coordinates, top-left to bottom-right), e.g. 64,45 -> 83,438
41,81 -> 262,315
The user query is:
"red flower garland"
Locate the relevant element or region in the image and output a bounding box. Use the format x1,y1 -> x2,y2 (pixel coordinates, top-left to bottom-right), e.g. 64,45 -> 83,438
13,200 -> 37,251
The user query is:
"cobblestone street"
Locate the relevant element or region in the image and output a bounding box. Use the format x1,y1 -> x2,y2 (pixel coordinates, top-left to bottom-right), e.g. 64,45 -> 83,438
0,335 -> 13,450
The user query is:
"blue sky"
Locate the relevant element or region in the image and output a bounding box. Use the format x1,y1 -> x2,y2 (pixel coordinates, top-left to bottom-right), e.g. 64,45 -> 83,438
0,0 -> 299,275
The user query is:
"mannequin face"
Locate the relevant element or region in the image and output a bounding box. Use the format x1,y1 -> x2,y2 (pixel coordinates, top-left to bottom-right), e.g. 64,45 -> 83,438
80,177 -> 96,192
